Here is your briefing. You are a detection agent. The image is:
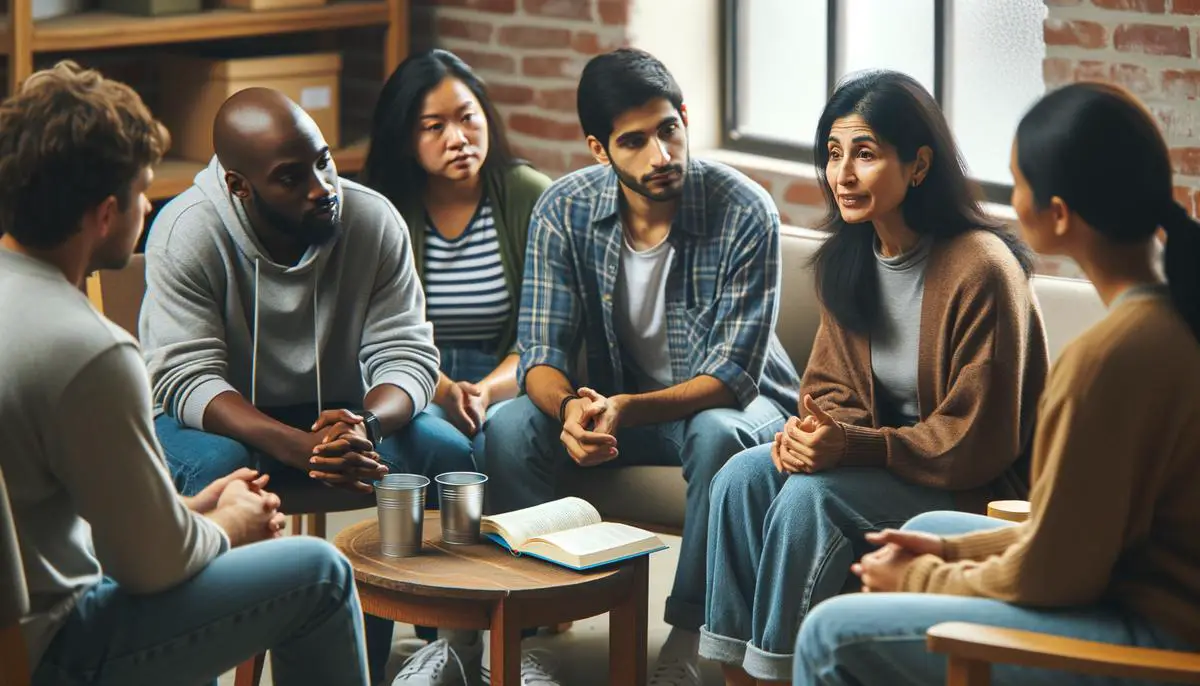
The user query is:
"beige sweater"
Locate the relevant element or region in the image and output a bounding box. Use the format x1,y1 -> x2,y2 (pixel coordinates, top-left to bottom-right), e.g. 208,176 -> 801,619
801,230 -> 1050,511
903,291 -> 1200,647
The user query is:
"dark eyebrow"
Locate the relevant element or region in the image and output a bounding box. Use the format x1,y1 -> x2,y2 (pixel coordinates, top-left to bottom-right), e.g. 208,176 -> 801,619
852,135 -> 877,144
614,116 -> 679,146
268,146 -> 331,177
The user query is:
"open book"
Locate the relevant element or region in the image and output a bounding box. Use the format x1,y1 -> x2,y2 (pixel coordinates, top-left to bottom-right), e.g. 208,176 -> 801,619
480,497 -> 668,571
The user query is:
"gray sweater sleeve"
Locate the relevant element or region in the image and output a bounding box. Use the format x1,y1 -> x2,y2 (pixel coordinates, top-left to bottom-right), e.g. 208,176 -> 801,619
359,206 -> 439,414
53,344 -> 228,593
140,233 -> 236,430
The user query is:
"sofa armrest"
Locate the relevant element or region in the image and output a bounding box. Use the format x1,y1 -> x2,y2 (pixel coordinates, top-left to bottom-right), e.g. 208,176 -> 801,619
926,622 -> 1200,685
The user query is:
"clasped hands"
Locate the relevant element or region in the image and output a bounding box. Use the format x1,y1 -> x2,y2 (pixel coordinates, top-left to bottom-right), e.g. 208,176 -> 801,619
770,394 -> 848,474
560,387 -> 624,467
303,409 -> 387,493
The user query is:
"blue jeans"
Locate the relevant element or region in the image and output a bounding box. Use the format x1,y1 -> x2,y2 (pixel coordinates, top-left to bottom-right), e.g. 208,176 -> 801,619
485,394 -> 786,630
700,446 -> 955,680
155,404 -> 476,498
33,537 -> 367,686
155,404 -> 475,685
424,342 -> 511,472
793,511 -> 1197,685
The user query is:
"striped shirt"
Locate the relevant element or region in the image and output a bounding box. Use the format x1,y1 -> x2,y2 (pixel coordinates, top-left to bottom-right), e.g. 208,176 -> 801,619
424,200 -> 511,343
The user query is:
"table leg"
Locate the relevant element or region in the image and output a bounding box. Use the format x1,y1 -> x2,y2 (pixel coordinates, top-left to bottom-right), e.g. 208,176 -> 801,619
489,597 -> 522,686
609,556 -> 649,686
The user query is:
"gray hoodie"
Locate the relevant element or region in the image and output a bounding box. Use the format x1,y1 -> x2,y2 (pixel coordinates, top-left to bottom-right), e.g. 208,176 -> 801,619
140,157 -> 438,429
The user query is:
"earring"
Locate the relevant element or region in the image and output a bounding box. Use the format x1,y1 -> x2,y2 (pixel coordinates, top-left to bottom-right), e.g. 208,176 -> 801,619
911,178 -> 919,188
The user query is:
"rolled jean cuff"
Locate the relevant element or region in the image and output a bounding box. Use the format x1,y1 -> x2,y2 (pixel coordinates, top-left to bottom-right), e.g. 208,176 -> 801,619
743,643 -> 794,681
664,595 -> 704,631
698,625 -> 747,666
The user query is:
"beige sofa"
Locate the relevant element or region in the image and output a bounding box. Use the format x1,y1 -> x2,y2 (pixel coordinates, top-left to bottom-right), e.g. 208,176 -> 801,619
562,226 -> 1108,533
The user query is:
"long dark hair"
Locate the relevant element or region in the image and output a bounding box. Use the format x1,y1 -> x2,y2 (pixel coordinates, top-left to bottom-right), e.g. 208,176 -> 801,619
361,49 -> 515,208
1017,82 -> 1200,341
811,70 -> 1033,334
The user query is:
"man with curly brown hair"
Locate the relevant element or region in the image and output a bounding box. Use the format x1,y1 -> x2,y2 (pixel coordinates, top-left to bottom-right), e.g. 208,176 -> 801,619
0,61 -> 369,686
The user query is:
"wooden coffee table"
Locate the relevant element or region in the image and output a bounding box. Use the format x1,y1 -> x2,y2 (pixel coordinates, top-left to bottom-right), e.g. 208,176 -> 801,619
334,513 -> 650,686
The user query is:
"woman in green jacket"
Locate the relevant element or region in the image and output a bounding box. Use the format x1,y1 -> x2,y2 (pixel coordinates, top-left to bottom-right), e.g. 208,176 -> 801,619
363,49 -> 551,463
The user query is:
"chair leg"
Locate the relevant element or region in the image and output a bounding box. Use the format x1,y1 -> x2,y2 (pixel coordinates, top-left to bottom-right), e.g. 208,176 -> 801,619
233,652 -> 266,686
290,515 -> 304,536
307,513 -> 327,539
946,655 -> 991,686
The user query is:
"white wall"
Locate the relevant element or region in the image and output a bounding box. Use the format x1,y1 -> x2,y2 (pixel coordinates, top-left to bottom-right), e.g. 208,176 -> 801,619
627,0 -> 721,150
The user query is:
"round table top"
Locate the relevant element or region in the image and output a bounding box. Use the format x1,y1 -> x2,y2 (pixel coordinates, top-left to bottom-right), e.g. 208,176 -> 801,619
333,511 -> 628,600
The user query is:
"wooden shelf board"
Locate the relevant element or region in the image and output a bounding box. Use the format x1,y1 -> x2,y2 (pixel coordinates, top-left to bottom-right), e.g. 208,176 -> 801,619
32,0 -> 388,52
149,138 -> 369,201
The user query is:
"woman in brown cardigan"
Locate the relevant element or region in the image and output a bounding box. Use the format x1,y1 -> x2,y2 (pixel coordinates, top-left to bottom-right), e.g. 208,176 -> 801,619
699,70 -> 1049,686
793,82 -> 1200,686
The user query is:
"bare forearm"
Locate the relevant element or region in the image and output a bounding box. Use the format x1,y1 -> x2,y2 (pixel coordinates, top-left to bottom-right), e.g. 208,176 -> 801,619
525,364 -> 577,419
618,375 -> 737,427
480,354 -> 520,404
202,390 -> 300,461
365,383 -> 415,435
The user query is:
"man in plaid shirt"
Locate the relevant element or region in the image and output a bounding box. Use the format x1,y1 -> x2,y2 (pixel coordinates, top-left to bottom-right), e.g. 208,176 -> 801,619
485,49 -> 799,685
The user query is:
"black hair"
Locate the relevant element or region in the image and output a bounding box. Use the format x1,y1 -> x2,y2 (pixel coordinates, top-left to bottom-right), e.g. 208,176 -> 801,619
576,48 -> 684,148
811,69 -> 1033,334
1016,81 -> 1200,342
361,49 -> 515,208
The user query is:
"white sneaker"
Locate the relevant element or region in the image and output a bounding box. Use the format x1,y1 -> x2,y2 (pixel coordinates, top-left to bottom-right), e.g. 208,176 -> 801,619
392,638 -> 477,685
480,648 -> 561,686
648,655 -> 701,686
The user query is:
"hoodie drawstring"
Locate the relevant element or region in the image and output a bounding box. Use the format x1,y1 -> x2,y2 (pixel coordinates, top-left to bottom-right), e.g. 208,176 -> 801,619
249,259 -> 323,413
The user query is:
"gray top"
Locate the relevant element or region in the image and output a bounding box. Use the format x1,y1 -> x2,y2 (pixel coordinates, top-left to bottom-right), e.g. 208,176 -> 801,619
139,157 -> 439,429
871,236 -> 932,428
0,249 -> 227,666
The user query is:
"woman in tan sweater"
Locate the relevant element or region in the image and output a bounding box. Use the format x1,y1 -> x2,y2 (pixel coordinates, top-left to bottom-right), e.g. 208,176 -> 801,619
700,69 -> 1049,686
793,82 -> 1200,685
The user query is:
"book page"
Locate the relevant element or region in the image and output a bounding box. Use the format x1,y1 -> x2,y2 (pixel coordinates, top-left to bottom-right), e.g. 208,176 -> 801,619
530,522 -> 659,558
480,497 -> 601,548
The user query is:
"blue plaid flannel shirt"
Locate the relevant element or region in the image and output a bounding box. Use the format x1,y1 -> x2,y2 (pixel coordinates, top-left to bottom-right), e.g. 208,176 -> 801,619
516,158 -> 800,412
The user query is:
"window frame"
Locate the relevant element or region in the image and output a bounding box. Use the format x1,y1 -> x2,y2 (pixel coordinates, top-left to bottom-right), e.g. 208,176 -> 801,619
721,0 -> 1011,205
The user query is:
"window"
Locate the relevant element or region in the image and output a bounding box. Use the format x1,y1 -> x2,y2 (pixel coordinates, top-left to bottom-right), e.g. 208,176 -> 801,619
723,0 -> 1047,202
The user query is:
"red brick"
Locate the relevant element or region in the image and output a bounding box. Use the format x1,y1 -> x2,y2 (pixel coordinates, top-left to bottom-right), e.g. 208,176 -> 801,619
509,113 -> 582,141
1044,19 -> 1107,48
523,0 -> 590,20
571,30 -> 625,55
487,82 -> 535,105
453,49 -> 516,74
498,25 -> 572,49
744,173 -> 774,194
1074,59 -> 1109,81
1091,0 -> 1165,11
416,0 -> 515,12
523,55 -> 582,78
1173,0 -> 1200,14
1152,104 -> 1198,139
1110,63 -> 1155,95
784,180 -> 824,207
1113,24 -> 1191,57
534,87 -> 577,112
568,152 -> 598,170
598,0 -> 628,25
436,17 -> 494,42
1043,57 -> 1073,87
778,211 -> 794,226
1192,190 -> 1200,219
1170,147 -> 1200,176
1174,185 -> 1193,210
1163,69 -> 1200,99
513,145 -> 566,175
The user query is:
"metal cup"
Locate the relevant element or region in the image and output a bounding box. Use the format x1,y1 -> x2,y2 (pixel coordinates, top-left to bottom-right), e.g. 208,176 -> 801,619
374,474 -> 429,557
435,472 -> 488,545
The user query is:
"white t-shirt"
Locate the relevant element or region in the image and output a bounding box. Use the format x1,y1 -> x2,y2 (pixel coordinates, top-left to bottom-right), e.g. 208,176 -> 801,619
613,230 -> 676,390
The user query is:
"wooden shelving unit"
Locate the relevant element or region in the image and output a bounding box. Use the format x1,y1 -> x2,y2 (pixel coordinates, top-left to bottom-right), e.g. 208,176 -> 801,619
4,0 -> 407,200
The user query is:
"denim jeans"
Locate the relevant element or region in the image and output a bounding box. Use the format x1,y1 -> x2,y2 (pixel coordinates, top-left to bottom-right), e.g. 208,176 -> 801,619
33,537 -> 367,686
793,511 -> 1198,685
700,445 -> 955,680
485,394 -> 786,630
423,341 -> 511,473
154,403 -> 476,685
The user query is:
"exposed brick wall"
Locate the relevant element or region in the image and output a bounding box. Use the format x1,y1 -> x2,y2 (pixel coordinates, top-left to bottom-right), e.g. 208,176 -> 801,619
1043,0 -> 1200,219
409,0 -> 630,178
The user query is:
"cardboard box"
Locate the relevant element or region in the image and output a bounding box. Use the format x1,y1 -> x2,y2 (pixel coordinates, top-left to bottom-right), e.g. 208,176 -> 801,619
100,0 -> 199,17
218,0 -> 324,11
159,52 -> 341,163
